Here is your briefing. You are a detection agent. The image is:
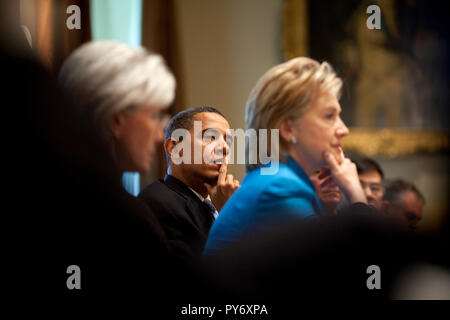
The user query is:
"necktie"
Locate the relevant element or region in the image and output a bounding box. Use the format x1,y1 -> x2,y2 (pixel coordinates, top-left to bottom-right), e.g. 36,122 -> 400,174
203,199 -> 219,219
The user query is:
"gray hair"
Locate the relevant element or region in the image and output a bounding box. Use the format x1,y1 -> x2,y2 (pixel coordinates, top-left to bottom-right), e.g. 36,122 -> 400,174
58,40 -> 176,141
383,179 -> 425,206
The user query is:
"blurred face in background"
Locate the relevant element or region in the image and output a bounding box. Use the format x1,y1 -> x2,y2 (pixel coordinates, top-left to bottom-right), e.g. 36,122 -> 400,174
310,167 -> 343,215
386,190 -> 424,231
359,170 -> 383,210
111,105 -> 168,174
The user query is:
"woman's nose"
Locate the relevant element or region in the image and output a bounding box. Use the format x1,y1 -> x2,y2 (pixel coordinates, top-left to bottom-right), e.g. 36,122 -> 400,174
336,117 -> 349,137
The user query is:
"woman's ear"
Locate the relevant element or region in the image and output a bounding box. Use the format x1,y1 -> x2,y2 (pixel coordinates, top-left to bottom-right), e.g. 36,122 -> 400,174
109,111 -> 126,139
279,117 -> 295,142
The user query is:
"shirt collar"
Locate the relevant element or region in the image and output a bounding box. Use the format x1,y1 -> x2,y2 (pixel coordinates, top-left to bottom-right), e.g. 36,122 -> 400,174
188,187 -> 211,202
189,187 -> 218,219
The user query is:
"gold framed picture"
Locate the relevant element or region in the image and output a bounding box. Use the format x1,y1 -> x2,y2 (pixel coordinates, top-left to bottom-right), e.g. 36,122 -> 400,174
282,0 -> 448,157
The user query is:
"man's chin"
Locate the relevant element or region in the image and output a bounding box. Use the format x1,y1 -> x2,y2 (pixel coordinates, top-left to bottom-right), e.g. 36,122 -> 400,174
204,176 -> 218,186
201,165 -> 219,182
323,195 -> 341,203
367,202 -> 382,212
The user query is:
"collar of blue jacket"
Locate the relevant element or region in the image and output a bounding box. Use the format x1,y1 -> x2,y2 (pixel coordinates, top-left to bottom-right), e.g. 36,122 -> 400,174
286,156 -> 315,192
257,156 -> 322,215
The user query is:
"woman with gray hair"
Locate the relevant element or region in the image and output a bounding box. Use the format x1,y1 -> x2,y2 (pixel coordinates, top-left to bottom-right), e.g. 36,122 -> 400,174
59,40 -> 175,174
57,41 -> 178,293
205,57 -> 368,255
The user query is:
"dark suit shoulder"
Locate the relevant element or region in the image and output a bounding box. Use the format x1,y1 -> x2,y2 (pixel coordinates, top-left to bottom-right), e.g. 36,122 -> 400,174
138,178 -> 195,227
139,179 -> 168,198
139,179 -> 187,210
138,177 -> 213,260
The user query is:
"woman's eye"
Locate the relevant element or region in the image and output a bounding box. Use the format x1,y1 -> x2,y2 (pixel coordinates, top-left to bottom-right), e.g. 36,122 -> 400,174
325,113 -> 334,120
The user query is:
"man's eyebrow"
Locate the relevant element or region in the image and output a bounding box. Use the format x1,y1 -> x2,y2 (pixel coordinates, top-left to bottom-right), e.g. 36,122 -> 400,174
202,128 -> 220,134
202,128 -> 232,141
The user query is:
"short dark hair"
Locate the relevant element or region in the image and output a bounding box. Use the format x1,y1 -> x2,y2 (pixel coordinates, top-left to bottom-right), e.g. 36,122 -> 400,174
351,156 -> 384,179
383,179 -> 425,205
164,106 -> 226,164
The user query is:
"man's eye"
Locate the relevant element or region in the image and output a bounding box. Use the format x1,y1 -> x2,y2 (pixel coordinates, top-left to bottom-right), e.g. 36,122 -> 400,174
370,186 -> 382,193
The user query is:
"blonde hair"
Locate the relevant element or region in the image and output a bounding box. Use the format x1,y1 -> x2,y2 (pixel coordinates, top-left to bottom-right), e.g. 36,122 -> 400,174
245,57 -> 342,172
59,40 -> 176,142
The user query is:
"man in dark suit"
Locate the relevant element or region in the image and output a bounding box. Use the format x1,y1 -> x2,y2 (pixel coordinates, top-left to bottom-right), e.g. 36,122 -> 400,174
139,106 -> 240,260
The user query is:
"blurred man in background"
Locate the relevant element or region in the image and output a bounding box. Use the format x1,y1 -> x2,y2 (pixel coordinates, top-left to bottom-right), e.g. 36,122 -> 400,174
310,167 -> 343,215
352,157 -> 385,212
383,179 -> 425,231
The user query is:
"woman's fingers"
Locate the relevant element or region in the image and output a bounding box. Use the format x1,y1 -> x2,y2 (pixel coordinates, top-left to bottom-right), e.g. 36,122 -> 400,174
324,152 -> 339,173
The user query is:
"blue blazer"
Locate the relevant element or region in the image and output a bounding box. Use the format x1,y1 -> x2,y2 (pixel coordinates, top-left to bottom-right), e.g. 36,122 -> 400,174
204,157 -> 322,255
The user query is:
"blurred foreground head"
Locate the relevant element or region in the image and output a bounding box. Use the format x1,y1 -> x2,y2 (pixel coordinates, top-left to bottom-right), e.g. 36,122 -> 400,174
59,41 -> 176,173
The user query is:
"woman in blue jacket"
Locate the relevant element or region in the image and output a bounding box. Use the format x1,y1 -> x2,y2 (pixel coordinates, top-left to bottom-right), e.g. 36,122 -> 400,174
204,57 -> 368,255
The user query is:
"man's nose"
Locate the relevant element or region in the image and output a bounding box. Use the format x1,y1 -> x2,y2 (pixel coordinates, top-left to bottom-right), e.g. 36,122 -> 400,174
215,136 -> 230,155
363,185 -> 374,198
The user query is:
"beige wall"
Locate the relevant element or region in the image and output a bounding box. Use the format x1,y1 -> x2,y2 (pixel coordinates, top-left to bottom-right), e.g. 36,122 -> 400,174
175,0 -> 283,180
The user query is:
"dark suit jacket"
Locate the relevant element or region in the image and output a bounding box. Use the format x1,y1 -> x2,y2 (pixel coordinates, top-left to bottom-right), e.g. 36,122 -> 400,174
139,175 -> 215,259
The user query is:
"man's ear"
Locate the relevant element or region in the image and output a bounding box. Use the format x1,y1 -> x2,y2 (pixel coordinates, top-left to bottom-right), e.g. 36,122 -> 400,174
109,111 -> 126,139
164,137 -> 178,160
279,117 -> 295,142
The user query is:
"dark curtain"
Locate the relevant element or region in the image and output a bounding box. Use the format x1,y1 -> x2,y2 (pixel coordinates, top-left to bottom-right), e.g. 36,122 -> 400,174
141,0 -> 186,186
26,0 -> 91,75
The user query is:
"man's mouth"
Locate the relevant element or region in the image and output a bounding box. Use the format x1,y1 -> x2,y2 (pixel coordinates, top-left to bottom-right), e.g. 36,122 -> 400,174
322,187 -> 340,193
204,159 -> 223,166
367,200 -> 377,209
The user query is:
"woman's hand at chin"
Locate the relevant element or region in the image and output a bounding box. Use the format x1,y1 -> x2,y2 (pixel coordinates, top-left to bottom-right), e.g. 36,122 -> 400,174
323,151 -> 368,205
